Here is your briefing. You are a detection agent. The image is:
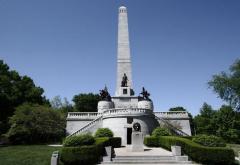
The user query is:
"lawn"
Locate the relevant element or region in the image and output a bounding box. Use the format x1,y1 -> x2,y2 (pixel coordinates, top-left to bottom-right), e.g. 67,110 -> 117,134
227,144 -> 240,157
0,145 -> 62,165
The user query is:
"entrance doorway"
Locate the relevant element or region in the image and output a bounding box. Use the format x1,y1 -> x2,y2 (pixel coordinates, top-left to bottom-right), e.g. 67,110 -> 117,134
127,128 -> 132,144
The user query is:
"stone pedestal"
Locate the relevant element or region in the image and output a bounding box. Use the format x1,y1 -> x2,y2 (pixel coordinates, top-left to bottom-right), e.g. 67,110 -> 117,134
171,146 -> 181,156
51,151 -> 59,165
131,132 -> 144,152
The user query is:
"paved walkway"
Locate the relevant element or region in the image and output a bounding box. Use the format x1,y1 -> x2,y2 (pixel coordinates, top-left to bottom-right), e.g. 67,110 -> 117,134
114,145 -> 173,156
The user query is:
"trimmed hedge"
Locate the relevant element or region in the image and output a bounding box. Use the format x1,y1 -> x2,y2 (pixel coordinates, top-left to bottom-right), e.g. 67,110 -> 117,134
63,134 -> 95,147
144,136 -> 159,147
109,137 -> 121,148
152,127 -> 171,137
156,136 -> 234,165
192,135 -> 226,147
60,145 -> 100,165
61,137 -> 122,165
95,128 -> 113,138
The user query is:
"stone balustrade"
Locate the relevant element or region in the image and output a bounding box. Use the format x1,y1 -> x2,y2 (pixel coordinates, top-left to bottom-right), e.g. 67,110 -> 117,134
154,111 -> 189,119
67,112 -> 101,119
102,108 -> 153,118
67,110 -> 189,120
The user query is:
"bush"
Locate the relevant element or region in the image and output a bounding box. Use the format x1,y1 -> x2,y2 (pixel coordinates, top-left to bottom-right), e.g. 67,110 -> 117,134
157,136 -> 235,165
95,128 -> 113,138
7,104 -> 65,144
60,145 -> 100,165
152,127 -> 171,137
109,137 -> 121,148
61,136 -> 110,165
63,134 -> 95,147
144,136 -> 159,147
192,135 -> 226,147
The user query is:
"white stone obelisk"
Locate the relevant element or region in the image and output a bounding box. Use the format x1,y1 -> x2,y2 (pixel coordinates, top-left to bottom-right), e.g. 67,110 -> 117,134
116,6 -> 133,96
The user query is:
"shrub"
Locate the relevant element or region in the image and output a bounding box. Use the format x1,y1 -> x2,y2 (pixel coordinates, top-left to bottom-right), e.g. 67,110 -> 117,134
152,127 -> 170,137
192,135 -> 226,147
144,136 -> 159,147
95,128 -> 113,138
157,136 -> 235,165
63,134 -> 95,147
60,145 -> 100,165
7,104 -> 65,144
109,137 -> 121,148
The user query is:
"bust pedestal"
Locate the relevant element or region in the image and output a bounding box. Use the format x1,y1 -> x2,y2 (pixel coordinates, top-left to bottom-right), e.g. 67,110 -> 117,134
131,132 -> 144,152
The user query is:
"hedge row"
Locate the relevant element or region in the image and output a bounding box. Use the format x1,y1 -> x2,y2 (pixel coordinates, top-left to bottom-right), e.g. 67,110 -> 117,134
61,137 -> 121,165
144,136 -> 235,165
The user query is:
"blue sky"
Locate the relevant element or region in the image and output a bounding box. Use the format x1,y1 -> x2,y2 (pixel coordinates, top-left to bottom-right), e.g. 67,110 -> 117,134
0,0 -> 240,115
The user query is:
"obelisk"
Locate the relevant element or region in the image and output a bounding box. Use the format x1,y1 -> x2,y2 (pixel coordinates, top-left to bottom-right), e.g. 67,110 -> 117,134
116,6 -> 133,96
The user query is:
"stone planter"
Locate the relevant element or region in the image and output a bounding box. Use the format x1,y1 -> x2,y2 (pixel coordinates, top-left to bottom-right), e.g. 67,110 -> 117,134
171,146 -> 181,156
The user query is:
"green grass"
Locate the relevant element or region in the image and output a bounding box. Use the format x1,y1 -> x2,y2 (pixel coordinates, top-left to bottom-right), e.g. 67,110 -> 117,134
227,144 -> 240,157
0,145 -> 62,165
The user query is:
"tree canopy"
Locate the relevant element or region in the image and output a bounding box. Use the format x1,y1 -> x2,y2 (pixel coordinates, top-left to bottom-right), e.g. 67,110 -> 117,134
209,59 -> 240,111
169,106 -> 187,112
72,93 -> 100,112
194,103 -> 240,143
0,60 -> 49,134
7,103 -> 65,144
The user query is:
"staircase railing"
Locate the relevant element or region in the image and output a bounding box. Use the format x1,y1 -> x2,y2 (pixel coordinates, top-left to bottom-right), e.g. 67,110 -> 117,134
67,115 -> 103,137
154,115 -> 189,136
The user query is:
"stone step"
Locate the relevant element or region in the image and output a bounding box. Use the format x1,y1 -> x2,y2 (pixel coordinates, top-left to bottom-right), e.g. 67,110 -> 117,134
114,156 -> 175,160
101,160 -> 193,164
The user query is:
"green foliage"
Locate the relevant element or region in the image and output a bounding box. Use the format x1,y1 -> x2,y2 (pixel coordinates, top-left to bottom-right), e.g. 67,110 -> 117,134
95,128 -> 113,138
152,127 -> 171,137
169,107 -> 186,111
72,93 -> 100,112
194,103 -> 217,135
109,137 -> 121,148
0,60 -> 49,134
63,134 -> 95,147
0,145 -> 62,165
60,145 -> 100,165
194,104 -> 240,144
145,136 -> 235,165
144,136 -> 159,147
209,59 -> 240,111
192,135 -> 226,147
7,104 -> 65,144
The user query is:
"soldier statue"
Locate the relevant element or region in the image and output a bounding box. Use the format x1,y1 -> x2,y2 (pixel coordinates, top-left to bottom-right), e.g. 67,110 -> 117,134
121,73 -> 128,87
99,86 -> 111,101
139,87 -> 151,101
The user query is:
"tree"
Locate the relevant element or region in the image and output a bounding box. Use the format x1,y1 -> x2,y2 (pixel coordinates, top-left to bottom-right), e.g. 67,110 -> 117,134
72,93 -> 100,112
169,107 -> 186,112
209,59 -> 240,111
215,105 -> 240,143
0,60 -> 49,134
50,95 -> 63,109
194,103 -> 217,135
7,103 -> 65,144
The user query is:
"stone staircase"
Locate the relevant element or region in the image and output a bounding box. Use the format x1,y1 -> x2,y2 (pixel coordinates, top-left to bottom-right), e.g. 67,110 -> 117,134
154,115 -> 189,136
67,115 -> 103,137
100,146 -> 196,165
101,155 -> 193,164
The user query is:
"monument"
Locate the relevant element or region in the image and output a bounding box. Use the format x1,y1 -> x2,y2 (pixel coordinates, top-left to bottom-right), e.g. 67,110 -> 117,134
66,6 -> 192,146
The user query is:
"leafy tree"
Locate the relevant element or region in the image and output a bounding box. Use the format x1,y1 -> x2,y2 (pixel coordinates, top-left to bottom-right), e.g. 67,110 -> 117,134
7,103 -> 65,144
194,103 -> 217,135
0,60 -> 49,134
215,105 -> 240,143
51,96 -> 74,117
152,127 -> 171,137
209,59 -> 240,111
169,106 -> 186,111
72,93 -> 100,112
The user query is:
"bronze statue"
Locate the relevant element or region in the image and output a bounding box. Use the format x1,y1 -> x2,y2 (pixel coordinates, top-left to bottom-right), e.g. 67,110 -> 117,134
99,86 -> 111,101
139,87 -> 151,101
121,73 -> 128,87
